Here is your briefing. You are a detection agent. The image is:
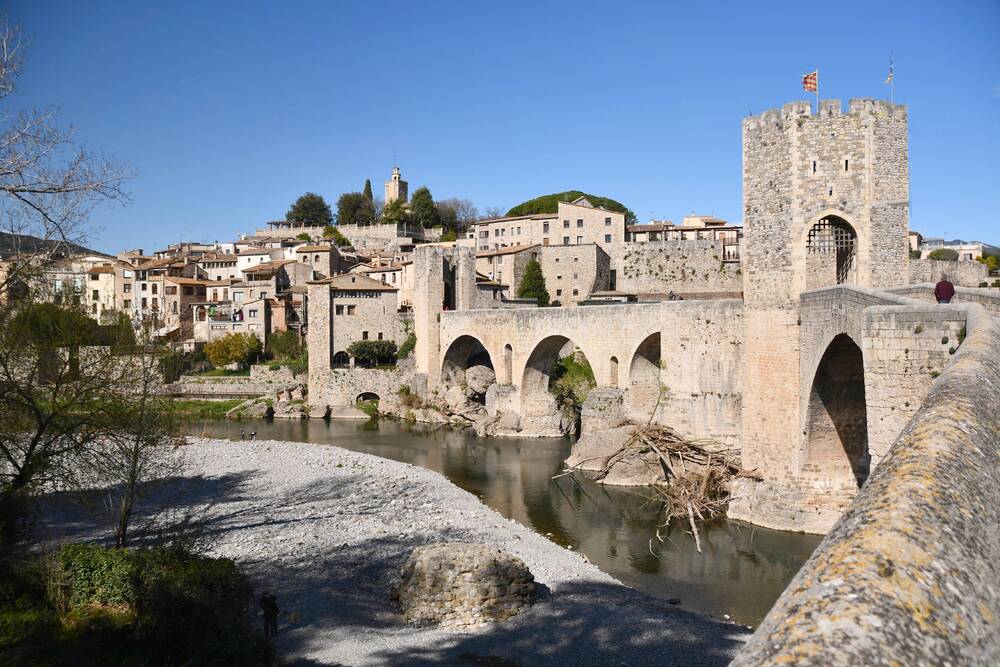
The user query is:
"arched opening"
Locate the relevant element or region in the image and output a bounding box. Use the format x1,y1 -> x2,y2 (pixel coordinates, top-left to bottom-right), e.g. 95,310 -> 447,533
521,335 -> 595,434
441,335 -> 496,405
803,334 -> 870,488
806,215 -> 858,287
332,351 -> 350,368
195,306 -> 207,322
502,343 -> 513,385
608,356 -> 619,388
627,333 -> 662,421
356,392 -> 380,403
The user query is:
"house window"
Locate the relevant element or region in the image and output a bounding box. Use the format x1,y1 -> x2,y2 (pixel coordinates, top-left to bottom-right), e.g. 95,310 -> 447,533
362,331 -> 369,340
172,301 -> 178,313
516,226 -> 521,234
556,289 -> 562,296
844,159 -> 849,171
543,222 -> 549,233
572,289 -> 579,296
605,217 -> 611,225
556,275 -> 562,280
92,290 -> 99,300
152,284 -> 158,294
812,160 -> 817,173
576,236 -> 583,244
563,236 -> 569,245
573,273 -> 578,279
543,238 -> 549,246
347,305 -> 356,315
141,298 -> 147,308
123,299 -> 131,309
183,286 -> 193,295
336,305 -> 344,315
563,220 -> 569,229
90,274 -> 99,281
377,332 -> 383,341
91,304 -> 97,313
124,283 -> 132,292
605,234 -> 612,243
141,283 -> 147,291
576,219 -> 583,228
248,309 -> 258,318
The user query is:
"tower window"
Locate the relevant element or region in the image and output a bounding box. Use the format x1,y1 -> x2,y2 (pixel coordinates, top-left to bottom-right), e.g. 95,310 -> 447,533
828,186 -> 834,196
844,159 -> 849,172
812,160 -> 817,174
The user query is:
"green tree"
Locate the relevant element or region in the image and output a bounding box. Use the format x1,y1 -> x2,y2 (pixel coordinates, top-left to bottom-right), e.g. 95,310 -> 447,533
296,232 -> 311,241
347,340 -> 398,367
409,186 -> 440,229
363,179 -> 373,204
381,197 -> 410,226
977,253 -> 999,272
337,192 -> 375,226
266,330 -> 303,360
203,333 -> 262,369
517,258 -> 550,306
928,248 -> 959,261
323,225 -> 350,247
286,192 -> 333,226
506,190 -> 637,224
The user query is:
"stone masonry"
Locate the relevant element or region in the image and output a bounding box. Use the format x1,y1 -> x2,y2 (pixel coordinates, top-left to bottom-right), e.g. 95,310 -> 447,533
395,543 -> 536,628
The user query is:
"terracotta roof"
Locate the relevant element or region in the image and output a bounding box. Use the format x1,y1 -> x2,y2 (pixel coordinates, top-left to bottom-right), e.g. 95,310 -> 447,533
164,276 -> 212,286
88,266 -> 116,275
476,244 -> 539,258
238,248 -> 275,256
198,252 -> 238,262
295,244 -> 334,252
310,273 -> 397,291
242,259 -> 294,274
474,213 -> 555,225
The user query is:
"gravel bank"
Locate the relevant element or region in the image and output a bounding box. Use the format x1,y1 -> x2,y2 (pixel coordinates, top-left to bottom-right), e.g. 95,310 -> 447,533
54,438 -> 749,665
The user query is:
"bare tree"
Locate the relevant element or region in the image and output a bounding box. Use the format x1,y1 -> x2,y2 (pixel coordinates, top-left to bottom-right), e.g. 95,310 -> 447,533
437,197 -> 480,232
68,341 -> 182,547
0,15 -> 131,296
483,206 -> 505,220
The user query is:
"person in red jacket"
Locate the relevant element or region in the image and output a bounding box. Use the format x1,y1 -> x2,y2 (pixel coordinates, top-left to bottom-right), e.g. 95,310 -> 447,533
934,276 -> 955,304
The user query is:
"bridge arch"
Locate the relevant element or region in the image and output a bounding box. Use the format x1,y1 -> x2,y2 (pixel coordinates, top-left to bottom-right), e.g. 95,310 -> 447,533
627,332 -> 662,421
802,333 -> 870,488
520,335 -> 593,417
441,334 -> 496,384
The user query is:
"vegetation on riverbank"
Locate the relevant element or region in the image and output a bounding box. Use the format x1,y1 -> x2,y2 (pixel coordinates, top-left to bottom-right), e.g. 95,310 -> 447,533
170,399 -> 244,419
0,544 -> 273,666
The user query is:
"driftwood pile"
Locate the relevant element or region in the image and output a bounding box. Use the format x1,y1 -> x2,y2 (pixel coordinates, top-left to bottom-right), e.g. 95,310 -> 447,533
561,423 -> 759,553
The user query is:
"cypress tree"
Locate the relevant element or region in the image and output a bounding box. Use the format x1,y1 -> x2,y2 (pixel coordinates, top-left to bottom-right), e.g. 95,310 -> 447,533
363,179 -> 373,204
517,258 -> 550,306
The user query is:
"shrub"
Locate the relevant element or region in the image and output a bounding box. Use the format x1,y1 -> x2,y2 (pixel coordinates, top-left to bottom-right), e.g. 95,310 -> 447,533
397,332 -> 416,360
909,249 -> 922,259
267,330 -> 303,360
927,248 -> 959,261
204,333 -> 262,369
60,544 -> 135,607
356,399 -> 379,418
324,225 -> 350,247
348,339 -> 398,367
268,362 -> 281,371
131,548 -> 270,666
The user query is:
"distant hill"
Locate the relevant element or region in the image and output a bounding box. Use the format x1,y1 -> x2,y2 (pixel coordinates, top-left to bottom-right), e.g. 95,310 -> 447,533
0,231 -> 109,259
506,191 -> 637,224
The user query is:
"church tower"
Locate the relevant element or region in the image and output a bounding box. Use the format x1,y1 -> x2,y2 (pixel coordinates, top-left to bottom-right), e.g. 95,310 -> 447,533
384,166 -> 408,205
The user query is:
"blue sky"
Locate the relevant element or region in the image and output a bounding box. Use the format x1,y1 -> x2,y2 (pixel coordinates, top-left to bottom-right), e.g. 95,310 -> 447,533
6,0 -> 999,253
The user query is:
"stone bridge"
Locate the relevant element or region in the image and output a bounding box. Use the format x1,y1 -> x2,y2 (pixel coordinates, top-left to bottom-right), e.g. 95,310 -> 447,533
432,299 -> 744,442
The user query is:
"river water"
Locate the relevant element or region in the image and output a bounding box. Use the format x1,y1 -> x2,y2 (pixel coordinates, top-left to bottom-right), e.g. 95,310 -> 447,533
185,417 -> 821,626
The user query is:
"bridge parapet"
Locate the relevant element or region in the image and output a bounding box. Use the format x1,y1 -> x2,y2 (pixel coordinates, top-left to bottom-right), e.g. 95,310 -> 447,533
733,304 -> 1000,665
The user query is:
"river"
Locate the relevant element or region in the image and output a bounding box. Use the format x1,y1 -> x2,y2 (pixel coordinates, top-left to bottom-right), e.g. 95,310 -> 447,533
184,417 -> 820,626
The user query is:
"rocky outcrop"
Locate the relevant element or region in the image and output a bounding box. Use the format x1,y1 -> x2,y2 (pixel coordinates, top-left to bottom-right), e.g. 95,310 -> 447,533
394,543 -> 536,628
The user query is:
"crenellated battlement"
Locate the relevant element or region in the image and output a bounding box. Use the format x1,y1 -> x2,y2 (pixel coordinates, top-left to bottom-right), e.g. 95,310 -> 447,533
743,98 -> 907,132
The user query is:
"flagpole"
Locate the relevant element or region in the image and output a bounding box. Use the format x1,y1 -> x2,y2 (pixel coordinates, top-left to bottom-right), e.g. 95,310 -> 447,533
890,58 -> 894,104
815,67 -> 820,114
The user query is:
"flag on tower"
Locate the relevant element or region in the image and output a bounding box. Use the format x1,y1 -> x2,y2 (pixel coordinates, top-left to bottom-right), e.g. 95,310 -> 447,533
885,58 -> 894,85
802,70 -> 818,92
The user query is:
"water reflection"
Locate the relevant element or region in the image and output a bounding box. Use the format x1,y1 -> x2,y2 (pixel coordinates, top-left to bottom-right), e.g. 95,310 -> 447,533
184,418 -> 820,625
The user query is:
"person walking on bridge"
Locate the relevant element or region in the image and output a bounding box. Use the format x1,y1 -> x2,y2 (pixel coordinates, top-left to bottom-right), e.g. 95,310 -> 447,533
935,276 -> 955,304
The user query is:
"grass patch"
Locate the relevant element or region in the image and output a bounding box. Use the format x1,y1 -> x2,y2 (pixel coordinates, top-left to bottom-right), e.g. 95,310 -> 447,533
170,399 -> 243,419
189,368 -> 250,377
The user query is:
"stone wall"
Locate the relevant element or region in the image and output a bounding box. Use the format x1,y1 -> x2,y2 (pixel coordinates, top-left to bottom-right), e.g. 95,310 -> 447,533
537,243 -> 610,305
733,304 -> 1000,666
890,283 -> 1000,314
307,364 -> 414,416
609,240 -> 742,295
909,258 -> 988,286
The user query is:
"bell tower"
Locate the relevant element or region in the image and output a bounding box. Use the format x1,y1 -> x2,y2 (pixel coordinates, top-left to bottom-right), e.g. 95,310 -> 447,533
384,166 -> 408,205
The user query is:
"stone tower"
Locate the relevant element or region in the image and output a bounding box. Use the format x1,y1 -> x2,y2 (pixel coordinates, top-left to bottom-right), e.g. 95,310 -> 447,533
739,98 -> 909,481
384,166 -> 408,205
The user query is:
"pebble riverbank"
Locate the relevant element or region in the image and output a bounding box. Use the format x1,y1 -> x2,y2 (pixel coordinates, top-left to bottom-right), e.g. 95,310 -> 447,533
54,438 -> 750,665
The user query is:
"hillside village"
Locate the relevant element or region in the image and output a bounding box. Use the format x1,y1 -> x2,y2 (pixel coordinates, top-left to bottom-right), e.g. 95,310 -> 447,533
8,164 -> 995,365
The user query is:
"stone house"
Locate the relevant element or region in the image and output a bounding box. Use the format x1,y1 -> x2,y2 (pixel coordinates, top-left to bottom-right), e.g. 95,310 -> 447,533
192,297 -> 269,343
468,197 -> 626,253
294,244 -> 342,278
197,252 -> 240,281
161,276 -> 209,337
355,260 -> 415,309
84,264 -> 118,320
307,273 -> 403,367
235,247 -> 283,272
475,243 -> 610,305
237,260 -> 313,303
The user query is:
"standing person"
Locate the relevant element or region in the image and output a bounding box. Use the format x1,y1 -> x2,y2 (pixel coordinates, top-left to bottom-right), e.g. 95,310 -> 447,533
259,592 -> 279,638
250,430 -> 257,441
934,275 -> 956,304
240,426 -> 245,440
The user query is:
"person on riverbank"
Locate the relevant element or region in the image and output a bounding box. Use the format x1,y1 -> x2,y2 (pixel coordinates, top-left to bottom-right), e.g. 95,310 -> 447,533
240,427 -> 245,440
259,592 -> 278,638
935,276 -> 955,304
